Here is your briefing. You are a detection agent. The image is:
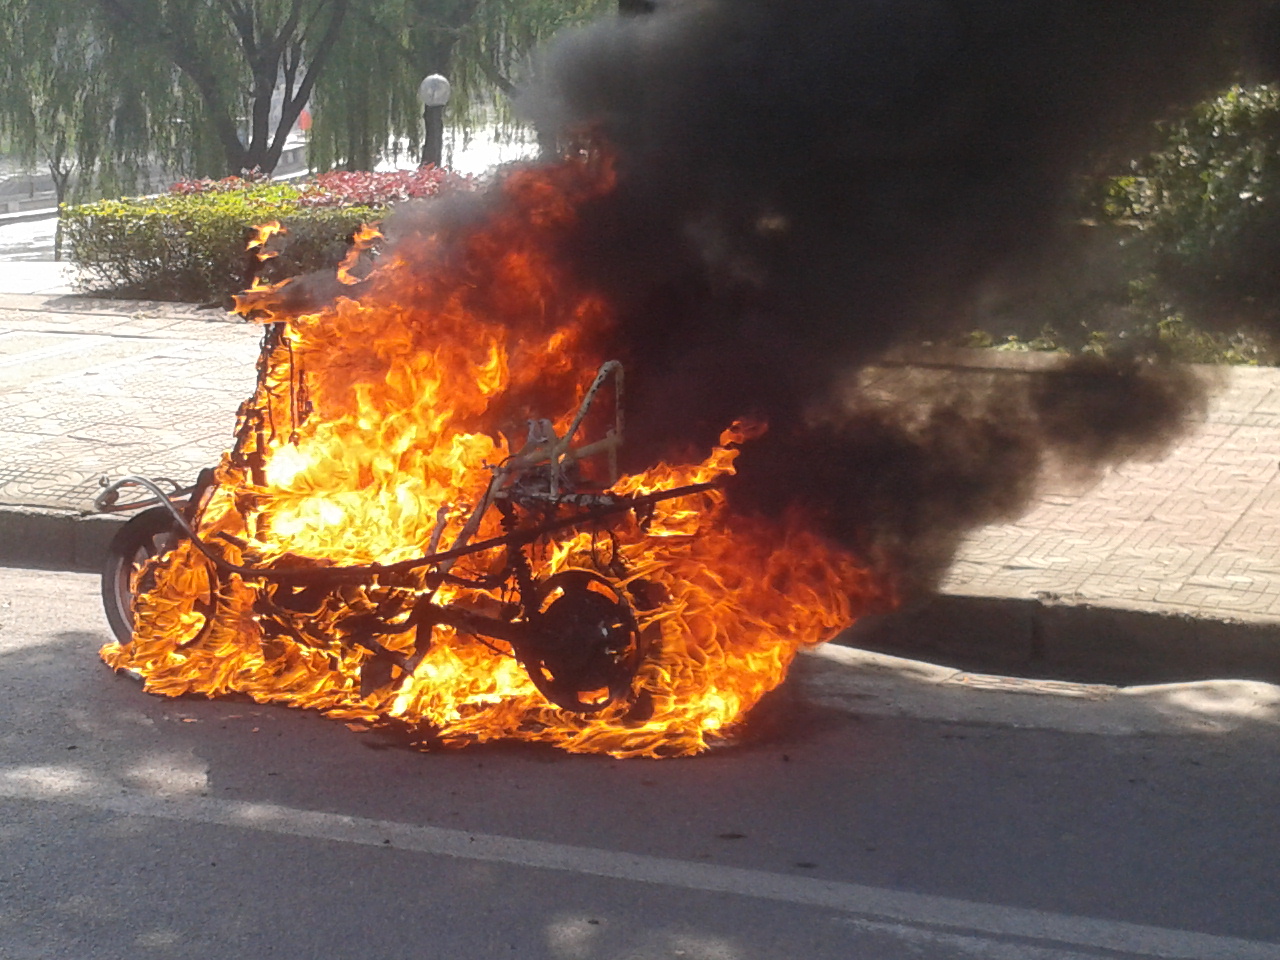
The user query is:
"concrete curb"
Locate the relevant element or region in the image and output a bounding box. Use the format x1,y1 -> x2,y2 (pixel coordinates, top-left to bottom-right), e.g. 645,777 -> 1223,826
0,206 -> 59,225
0,506 -> 124,572
0,290 -> 236,318
794,644 -> 1280,736
840,593 -> 1280,686
4,501 -> 1279,688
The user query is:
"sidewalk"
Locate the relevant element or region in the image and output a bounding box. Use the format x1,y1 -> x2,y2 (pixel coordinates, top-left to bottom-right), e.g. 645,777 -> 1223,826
2,260 -> 1278,685
0,268 -> 262,567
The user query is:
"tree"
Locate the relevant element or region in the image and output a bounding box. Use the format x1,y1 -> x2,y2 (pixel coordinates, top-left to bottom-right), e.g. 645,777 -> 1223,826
0,0 -> 350,184
0,0 -> 610,185
96,0 -> 349,177
304,0 -> 610,171
1106,83 -> 1280,330
0,2 -> 156,253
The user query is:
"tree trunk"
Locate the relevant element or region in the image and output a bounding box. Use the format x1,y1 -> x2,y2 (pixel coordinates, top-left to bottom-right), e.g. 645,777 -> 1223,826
47,158 -> 74,262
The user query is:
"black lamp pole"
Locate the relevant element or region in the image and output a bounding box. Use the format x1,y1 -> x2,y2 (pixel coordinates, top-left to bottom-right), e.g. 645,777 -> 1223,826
423,104 -> 445,167
417,74 -> 452,167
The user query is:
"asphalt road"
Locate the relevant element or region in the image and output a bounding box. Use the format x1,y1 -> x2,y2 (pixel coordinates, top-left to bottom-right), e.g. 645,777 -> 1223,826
2,566 -> 1278,960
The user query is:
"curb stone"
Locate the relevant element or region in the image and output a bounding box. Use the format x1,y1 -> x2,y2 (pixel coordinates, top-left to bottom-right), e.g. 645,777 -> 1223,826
794,643 -> 1280,735
5,498 -> 1278,688
0,506 -> 124,572
839,593 -> 1280,687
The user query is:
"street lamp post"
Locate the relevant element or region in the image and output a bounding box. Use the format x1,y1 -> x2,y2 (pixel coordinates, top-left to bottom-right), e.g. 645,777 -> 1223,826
417,74 -> 452,168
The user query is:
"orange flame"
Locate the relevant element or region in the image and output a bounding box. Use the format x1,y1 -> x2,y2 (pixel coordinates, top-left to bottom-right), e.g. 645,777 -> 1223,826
100,155 -> 883,757
247,220 -> 284,254
336,223 -> 382,285
241,220 -> 286,295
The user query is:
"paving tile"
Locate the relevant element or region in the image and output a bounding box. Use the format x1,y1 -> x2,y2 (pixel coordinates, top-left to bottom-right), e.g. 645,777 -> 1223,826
1097,545 -> 1213,578
0,459 -> 103,509
1193,546 -> 1280,579
1152,578 -> 1271,609
0,410 -> 73,436
1244,388 -> 1280,415
1189,419 -> 1244,439
0,429 -> 57,453
966,568 -> 1091,597
1243,481 -> 1280,511
938,560 -> 988,588
1075,574 -> 1171,605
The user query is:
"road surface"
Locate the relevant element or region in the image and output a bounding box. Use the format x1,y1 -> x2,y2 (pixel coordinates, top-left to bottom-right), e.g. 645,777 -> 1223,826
1,566 -> 1277,959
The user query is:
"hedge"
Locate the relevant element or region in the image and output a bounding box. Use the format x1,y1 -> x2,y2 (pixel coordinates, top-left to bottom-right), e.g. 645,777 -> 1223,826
63,167 -> 468,303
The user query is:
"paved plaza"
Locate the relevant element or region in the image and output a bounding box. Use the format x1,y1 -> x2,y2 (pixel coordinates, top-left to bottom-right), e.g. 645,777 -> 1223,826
940,366 -> 1280,623
0,289 -> 260,514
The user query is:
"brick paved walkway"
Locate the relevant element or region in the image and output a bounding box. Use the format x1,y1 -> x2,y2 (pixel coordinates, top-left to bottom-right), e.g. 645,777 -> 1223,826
3,285 -> 1280,633
941,364 -> 1280,623
0,293 -> 260,512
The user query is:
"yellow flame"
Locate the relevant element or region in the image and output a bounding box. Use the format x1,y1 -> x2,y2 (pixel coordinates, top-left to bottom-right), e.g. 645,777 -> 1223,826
101,155 -> 882,757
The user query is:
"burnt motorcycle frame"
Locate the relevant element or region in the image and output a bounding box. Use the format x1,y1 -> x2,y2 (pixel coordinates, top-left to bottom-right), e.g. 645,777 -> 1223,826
97,325 -> 716,714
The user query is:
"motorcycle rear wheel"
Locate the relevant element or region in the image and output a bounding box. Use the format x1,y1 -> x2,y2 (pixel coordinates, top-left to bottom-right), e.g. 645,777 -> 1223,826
101,506 -> 183,643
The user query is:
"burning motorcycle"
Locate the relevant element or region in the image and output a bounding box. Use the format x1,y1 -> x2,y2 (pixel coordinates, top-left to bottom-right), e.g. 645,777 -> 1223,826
91,158 -> 869,759
96,336 -> 715,715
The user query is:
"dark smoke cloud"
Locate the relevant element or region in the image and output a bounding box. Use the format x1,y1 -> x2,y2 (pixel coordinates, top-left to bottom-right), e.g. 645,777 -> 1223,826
502,0 -> 1272,594
736,354 -> 1208,595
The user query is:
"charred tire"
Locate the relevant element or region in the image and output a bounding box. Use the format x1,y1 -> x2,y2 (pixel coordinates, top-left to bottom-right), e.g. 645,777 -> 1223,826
519,569 -> 646,713
101,505 -> 183,643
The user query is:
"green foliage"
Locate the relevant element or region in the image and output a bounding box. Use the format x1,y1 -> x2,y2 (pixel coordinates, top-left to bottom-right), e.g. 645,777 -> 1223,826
1,1 -> 242,193
958,318 -> 1275,365
62,183 -> 383,303
1146,316 -> 1276,365
0,0 -> 612,184
962,83 -> 1280,365
959,327 -> 1069,354
306,0 -> 611,171
1109,83 -> 1280,328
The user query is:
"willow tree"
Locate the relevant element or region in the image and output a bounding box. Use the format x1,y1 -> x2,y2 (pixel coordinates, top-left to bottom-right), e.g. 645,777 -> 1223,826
0,0 -> 347,182
0,2 -> 183,251
96,0 -> 350,176
305,0 -> 610,171
0,0 -> 610,187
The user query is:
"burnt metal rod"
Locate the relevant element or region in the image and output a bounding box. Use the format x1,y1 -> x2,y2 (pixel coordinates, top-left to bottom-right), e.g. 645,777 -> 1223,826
93,477 -> 193,514
143,480 -> 721,585
253,480 -> 721,584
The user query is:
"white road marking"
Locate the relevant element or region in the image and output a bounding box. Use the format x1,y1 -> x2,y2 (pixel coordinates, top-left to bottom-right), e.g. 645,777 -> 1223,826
837,918 -> 1120,960
2,766 -> 1278,960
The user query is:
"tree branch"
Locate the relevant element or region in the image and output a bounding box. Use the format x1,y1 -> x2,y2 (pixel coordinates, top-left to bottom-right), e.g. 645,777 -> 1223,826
95,0 -> 248,171
266,0 -> 352,171
214,0 -> 257,59
472,52 -> 516,96
270,0 -> 307,55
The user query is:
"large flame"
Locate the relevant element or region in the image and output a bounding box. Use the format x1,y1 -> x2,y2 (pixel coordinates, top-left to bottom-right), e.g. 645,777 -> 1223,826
100,154 -> 883,758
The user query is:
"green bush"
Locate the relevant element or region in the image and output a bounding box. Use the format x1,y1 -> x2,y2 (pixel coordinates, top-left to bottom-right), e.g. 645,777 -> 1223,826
62,183 -> 383,303
1110,83 -> 1280,329
958,84 -> 1280,364
958,317 -> 1275,365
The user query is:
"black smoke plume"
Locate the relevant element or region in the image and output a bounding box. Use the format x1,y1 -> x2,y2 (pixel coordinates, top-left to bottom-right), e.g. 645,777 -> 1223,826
501,0 -> 1272,595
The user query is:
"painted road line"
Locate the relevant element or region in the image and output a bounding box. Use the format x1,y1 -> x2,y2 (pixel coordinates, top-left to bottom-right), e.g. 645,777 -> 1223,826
2,765 -> 1277,960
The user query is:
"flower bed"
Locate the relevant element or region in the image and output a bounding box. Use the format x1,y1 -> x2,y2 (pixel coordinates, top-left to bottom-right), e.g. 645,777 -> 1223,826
64,167 -> 470,303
